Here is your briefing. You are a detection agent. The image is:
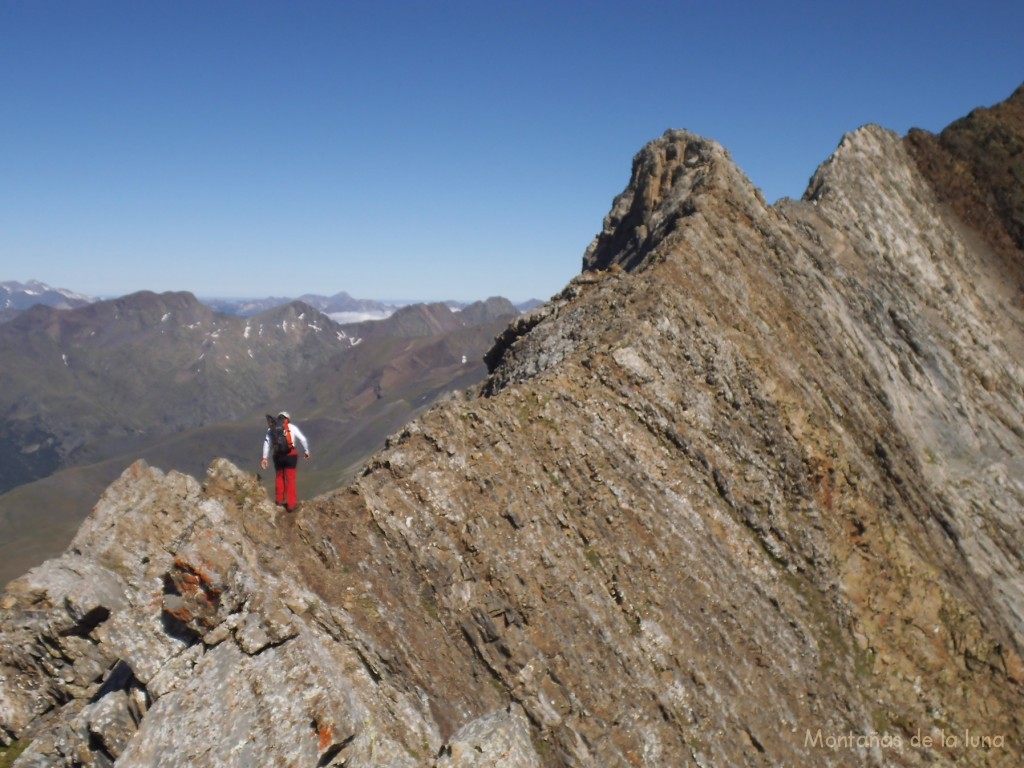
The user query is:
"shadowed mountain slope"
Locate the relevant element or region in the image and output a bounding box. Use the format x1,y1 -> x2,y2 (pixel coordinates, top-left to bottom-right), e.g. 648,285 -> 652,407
906,82 -> 1024,258
2,86 -> 1023,767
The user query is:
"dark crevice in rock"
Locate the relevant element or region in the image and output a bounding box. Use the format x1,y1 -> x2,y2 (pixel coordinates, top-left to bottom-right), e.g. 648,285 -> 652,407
90,660 -> 136,703
353,645 -> 383,684
59,605 -> 111,639
161,573 -> 181,597
160,606 -> 202,646
316,733 -> 354,767
87,731 -> 117,768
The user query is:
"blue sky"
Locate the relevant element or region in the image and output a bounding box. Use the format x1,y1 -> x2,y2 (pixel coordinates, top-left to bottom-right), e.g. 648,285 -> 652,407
2,1 -> 1022,303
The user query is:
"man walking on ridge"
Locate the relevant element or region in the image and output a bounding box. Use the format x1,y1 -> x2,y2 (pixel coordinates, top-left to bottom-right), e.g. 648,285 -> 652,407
261,411 -> 311,512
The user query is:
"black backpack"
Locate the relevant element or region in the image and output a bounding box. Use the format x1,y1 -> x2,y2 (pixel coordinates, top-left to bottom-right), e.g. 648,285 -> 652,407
266,414 -> 293,456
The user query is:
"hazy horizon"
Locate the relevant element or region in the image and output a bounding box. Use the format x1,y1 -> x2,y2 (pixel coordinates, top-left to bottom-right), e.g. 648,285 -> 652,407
3,1 -> 1022,302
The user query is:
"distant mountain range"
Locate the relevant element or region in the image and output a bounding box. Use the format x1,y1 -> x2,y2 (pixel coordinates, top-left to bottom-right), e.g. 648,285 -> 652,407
0,280 -> 543,323
0,286 -> 527,586
0,280 -> 93,322
0,291 -> 350,487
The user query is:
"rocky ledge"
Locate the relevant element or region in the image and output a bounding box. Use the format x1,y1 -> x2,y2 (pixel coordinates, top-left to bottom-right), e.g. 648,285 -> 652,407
1,459 -> 540,767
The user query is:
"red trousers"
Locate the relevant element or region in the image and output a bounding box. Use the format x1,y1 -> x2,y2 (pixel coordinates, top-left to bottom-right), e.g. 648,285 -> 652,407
275,466 -> 297,509
273,451 -> 299,510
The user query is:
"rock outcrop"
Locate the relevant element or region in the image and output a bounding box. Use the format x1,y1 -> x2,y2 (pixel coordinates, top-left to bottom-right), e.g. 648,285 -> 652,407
2,86 -> 1023,766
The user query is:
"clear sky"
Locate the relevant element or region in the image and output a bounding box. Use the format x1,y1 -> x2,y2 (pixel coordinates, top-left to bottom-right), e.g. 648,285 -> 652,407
2,1 -> 1022,303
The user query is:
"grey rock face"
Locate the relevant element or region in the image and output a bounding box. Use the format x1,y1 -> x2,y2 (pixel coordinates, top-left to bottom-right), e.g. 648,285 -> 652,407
435,705 -> 538,768
0,461 -> 423,767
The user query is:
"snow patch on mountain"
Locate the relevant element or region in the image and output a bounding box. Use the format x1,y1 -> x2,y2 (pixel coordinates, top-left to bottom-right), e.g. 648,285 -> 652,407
328,309 -> 394,324
0,280 -> 95,315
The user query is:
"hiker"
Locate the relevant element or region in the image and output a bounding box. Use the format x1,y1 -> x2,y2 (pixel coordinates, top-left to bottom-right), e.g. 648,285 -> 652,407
261,411 -> 311,512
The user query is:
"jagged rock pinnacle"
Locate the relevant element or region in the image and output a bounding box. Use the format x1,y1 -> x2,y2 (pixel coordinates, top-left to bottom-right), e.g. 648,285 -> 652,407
582,129 -> 766,273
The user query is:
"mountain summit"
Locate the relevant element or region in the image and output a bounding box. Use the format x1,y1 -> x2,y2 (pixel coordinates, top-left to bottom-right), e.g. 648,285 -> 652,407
2,86 -> 1023,766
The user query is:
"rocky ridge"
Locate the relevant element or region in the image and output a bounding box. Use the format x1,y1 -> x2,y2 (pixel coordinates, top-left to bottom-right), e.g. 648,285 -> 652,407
0,293 -> 517,592
2,87 -> 1023,767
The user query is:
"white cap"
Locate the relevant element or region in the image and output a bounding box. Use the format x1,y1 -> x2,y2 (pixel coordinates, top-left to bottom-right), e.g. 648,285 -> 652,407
278,411 -> 291,420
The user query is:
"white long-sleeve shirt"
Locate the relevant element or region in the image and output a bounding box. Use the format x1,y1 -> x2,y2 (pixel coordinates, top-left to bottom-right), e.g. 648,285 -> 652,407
262,422 -> 310,460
